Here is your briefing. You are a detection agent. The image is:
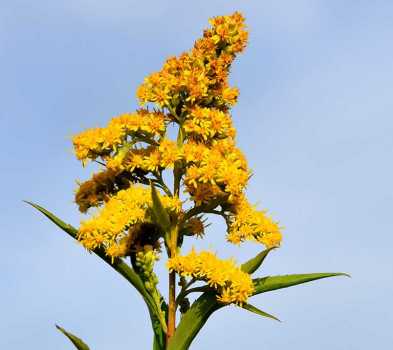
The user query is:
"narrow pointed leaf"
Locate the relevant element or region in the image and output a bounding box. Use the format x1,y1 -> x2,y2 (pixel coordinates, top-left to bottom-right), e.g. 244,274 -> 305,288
26,201 -> 167,336
241,247 -> 275,274
150,183 -> 171,232
25,201 -> 145,293
253,272 -> 349,296
169,272 -> 348,349
167,292 -> 223,350
24,201 -> 78,238
55,325 -> 90,350
242,303 -> 281,322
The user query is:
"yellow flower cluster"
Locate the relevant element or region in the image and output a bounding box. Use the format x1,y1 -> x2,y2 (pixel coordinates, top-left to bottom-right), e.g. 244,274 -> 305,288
227,196 -> 282,248
137,12 -> 247,109
127,15 -> 250,208
73,12 -> 282,269
75,168 -> 129,213
104,138 -> 180,173
78,185 -> 182,257
167,250 -> 254,304
105,234 -> 134,258
183,139 -> 250,204
183,107 -> 235,141
72,109 -> 166,163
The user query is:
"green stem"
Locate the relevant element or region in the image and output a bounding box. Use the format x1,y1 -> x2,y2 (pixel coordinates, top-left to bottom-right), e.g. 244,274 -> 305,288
154,173 -> 173,197
183,197 -> 224,222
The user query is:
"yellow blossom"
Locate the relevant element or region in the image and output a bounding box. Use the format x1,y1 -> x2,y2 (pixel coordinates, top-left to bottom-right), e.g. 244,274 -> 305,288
227,195 -> 282,248
158,139 -> 180,168
72,110 -> 166,163
78,185 -> 182,255
167,250 -> 254,304
142,147 -> 162,172
183,139 -> 250,204
183,107 -> 234,140
136,12 -> 248,109
75,168 -> 128,213
106,239 -> 131,259
73,12 -> 282,307
182,141 -> 209,163
72,127 -> 121,162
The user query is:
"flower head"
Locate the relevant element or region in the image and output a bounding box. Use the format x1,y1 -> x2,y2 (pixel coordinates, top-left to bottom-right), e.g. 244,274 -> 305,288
167,249 -> 254,304
73,11 -> 282,284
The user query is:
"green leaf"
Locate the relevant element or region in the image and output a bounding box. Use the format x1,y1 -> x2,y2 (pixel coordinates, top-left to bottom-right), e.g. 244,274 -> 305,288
25,201 -> 145,294
242,303 -> 281,322
153,333 -> 165,350
55,325 -> 90,350
241,247 -> 275,274
169,272 -> 349,349
253,272 -> 350,296
150,183 -> 171,233
26,201 -> 167,338
24,201 -> 78,239
167,292 -> 222,350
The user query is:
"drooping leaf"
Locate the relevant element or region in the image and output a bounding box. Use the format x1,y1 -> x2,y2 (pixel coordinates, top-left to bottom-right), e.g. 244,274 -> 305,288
241,303 -> 280,322
150,183 -> 171,233
55,324 -> 90,350
26,201 -> 167,337
253,272 -> 350,296
241,247 -> 275,274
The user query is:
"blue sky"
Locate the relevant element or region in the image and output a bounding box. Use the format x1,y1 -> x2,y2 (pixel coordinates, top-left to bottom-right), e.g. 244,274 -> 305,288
2,1 -> 393,349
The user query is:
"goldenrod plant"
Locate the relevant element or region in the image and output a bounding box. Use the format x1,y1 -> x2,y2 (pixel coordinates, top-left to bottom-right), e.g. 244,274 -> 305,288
28,12 -> 348,350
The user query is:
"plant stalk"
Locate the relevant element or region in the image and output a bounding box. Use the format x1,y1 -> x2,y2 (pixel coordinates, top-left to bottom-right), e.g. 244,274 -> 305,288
167,270 -> 176,345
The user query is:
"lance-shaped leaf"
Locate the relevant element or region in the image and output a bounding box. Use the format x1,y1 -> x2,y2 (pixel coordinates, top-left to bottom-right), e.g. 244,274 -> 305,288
167,292 -> 222,350
169,272 -> 348,350
241,247 -> 275,274
253,272 -> 350,296
150,183 -> 171,233
25,201 -> 146,296
241,303 -> 280,322
26,201 -> 167,338
168,296 -> 280,349
55,325 -> 90,350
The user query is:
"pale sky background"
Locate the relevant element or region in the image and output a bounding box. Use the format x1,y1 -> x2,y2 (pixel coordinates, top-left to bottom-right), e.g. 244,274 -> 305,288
2,1 -> 393,349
